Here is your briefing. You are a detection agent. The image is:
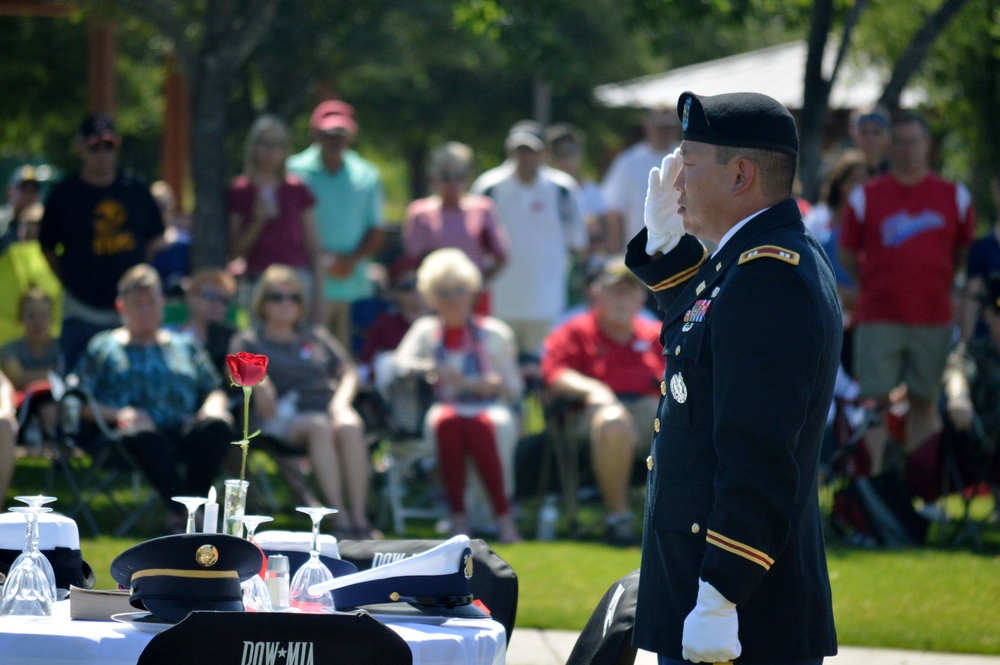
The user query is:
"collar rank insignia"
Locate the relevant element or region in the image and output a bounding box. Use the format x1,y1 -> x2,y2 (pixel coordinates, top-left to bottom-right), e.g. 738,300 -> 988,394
683,299 -> 711,322
738,245 -> 800,266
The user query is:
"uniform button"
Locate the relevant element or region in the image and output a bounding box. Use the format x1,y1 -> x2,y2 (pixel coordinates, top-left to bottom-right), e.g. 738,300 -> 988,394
691,523 -> 701,534
646,456 -> 654,471
660,381 -> 667,396
653,418 -> 660,433
675,345 -> 681,356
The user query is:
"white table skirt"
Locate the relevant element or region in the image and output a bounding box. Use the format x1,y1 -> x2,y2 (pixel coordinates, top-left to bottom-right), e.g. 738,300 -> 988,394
0,601 -> 506,665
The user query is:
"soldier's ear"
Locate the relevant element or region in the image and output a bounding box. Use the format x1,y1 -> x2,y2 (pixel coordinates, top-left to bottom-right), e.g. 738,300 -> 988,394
731,157 -> 756,196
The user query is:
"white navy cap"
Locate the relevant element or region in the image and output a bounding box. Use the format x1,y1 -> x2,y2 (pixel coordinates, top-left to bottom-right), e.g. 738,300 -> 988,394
252,530 -> 357,578
310,535 -> 486,617
0,511 -> 94,589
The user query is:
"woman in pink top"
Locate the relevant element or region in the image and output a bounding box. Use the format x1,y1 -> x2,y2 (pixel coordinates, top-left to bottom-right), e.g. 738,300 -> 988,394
227,115 -> 325,323
402,142 -> 509,313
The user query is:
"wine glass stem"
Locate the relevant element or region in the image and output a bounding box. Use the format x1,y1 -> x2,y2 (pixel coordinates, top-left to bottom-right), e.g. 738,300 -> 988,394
310,517 -> 320,556
23,514 -> 33,553
186,509 -> 197,534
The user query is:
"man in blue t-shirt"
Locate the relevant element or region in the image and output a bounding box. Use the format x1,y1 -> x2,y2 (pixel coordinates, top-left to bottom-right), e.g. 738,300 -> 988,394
38,115 -> 164,370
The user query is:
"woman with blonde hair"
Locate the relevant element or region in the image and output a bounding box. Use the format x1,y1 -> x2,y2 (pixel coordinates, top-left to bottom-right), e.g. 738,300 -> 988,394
227,115 -> 324,322
229,264 -> 379,538
393,248 -> 523,542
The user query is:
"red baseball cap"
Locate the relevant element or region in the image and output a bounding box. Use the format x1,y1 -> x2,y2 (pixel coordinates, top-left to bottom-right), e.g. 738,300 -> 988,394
310,100 -> 357,135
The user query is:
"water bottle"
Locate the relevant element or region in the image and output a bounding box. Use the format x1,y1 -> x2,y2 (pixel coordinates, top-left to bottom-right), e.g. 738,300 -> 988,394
60,392 -> 83,437
536,495 -> 559,541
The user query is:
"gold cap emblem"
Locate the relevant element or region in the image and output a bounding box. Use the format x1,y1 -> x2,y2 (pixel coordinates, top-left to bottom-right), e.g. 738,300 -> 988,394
390,591 -> 400,601
463,552 -> 474,580
195,544 -> 219,567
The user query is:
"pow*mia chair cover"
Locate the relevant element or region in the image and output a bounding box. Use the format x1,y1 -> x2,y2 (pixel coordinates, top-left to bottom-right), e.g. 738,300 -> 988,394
0,511 -> 95,591
137,609 -> 411,665
335,536 -> 518,644
566,568 -> 639,665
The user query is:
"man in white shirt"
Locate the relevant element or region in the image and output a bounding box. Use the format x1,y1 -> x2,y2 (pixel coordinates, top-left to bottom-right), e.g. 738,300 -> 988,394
601,106 -> 679,253
472,121 -> 588,357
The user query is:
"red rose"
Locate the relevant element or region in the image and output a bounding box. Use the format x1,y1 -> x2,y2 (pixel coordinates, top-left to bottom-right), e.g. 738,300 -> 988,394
227,352 -> 268,387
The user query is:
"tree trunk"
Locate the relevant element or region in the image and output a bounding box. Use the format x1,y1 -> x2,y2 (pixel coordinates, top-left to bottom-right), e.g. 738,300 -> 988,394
189,61 -> 238,269
797,0 -> 835,203
880,0 -> 970,109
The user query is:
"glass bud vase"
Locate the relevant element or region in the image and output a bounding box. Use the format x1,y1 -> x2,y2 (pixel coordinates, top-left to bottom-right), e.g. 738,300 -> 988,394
222,479 -> 249,537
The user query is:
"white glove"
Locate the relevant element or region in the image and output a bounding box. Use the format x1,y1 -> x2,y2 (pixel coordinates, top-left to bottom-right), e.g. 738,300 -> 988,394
681,579 -> 742,663
644,147 -> 684,255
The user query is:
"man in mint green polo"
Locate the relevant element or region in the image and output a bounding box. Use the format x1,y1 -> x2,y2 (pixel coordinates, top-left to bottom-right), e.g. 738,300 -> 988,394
287,100 -> 386,349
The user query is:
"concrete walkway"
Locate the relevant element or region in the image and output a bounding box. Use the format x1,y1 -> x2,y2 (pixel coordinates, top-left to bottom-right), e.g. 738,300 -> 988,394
507,629 -> 1000,665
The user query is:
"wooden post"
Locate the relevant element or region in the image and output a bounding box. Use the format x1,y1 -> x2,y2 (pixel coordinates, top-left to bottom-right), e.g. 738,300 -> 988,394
162,54 -> 190,206
87,17 -> 117,117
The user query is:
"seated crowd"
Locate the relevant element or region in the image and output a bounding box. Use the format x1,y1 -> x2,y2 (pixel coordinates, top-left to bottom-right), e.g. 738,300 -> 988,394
1,101 -> 998,547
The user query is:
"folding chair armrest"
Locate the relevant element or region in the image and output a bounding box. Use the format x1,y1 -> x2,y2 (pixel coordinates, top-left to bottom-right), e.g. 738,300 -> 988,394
64,388 -> 121,441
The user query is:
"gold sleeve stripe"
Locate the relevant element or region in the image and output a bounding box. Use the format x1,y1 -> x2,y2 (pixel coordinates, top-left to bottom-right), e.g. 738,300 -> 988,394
131,568 -> 239,581
649,249 -> 708,292
738,245 -> 800,266
706,530 -> 774,571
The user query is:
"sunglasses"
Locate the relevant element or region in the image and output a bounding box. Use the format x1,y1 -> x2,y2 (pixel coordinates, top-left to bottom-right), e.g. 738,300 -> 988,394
199,290 -> 231,306
86,139 -> 119,152
265,292 -> 303,304
434,286 -> 470,300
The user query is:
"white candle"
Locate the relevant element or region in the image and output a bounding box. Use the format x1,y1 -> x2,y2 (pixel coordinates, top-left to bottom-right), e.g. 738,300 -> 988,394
203,486 -> 219,533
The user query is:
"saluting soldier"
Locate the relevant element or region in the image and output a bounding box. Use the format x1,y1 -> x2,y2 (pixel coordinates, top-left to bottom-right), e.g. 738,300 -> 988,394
625,91 -> 841,665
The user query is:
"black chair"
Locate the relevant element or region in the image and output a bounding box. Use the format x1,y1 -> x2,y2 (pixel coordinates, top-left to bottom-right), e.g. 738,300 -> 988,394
49,378 -> 157,536
336,537 -> 518,646
137,610 -> 412,665
565,569 -> 640,665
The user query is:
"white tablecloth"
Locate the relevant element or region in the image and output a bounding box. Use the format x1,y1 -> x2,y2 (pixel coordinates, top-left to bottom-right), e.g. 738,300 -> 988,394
0,601 -> 506,665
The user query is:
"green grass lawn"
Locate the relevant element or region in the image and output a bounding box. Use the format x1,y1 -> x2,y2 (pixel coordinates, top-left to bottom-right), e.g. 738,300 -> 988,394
10,455 -> 1000,654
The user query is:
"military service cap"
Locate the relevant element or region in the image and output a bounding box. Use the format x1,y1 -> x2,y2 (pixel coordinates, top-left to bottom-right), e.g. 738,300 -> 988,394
110,534 -> 264,623
677,91 -> 799,156
310,535 -> 487,618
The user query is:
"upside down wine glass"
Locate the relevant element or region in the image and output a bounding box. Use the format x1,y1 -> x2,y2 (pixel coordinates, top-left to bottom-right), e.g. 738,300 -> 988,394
0,506 -> 57,617
240,515 -> 274,612
171,496 -> 208,534
288,506 -> 338,613
11,496 -> 58,599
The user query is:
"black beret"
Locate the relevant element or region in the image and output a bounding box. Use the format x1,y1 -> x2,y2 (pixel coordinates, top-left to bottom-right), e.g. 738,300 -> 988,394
678,91 -> 798,156
111,533 -> 263,623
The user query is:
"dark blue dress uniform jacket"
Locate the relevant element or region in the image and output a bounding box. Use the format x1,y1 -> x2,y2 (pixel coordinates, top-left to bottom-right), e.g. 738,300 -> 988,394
625,199 -> 840,662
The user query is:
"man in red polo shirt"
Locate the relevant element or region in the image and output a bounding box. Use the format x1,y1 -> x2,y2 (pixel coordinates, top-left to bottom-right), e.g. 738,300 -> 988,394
541,257 -> 664,546
840,110 -> 975,473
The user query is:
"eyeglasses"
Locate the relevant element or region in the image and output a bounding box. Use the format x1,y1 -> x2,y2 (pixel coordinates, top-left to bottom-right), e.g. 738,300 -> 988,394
198,290 -> 231,306
86,139 -> 118,152
265,292 -> 303,304
436,172 -> 468,182
434,286 -> 470,300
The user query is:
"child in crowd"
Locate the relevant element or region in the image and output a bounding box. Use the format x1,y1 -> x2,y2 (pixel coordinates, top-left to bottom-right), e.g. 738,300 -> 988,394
0,286 -> 63,440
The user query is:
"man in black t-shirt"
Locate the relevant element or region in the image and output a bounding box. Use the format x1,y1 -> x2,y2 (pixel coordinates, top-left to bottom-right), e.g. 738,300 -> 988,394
38,115 -> 164,370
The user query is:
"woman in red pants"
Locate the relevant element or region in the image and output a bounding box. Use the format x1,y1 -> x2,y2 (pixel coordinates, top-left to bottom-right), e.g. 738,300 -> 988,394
393,248 -> 523,543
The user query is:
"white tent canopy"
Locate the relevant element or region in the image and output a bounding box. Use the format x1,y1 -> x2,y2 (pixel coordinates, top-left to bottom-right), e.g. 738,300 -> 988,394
594,40 -> 925,110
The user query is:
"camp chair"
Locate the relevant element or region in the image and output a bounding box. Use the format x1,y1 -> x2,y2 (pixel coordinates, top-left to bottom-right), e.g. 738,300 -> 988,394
48,377 -> 157,536
336,537 -> 518,646
565,569 -> 640,665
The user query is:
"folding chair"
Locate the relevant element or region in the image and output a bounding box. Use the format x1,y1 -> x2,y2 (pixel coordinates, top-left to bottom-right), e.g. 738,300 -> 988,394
370,373 -> 446,535
535,394 -> 587,539
565,569 -> 640,665
336,537 -> 518,646
50,378 -> 157,537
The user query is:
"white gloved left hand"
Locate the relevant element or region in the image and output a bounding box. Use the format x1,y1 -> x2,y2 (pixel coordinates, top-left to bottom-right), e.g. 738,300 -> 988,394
644,147 -> 684,255
681,579 -> 742,663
